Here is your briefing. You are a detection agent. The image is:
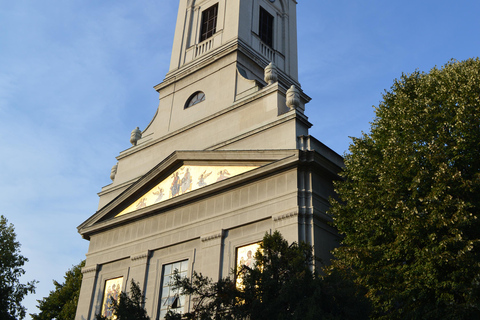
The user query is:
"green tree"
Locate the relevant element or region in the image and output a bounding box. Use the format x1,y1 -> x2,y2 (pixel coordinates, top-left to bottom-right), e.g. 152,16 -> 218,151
31,260 -> 85,320
95,279 -> 150,320
166,231 -> 370,320
0,215 -> 37,320
330,58 -> 480,319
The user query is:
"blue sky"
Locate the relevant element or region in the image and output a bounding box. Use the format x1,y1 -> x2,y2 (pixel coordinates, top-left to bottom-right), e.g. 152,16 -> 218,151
0,0 -> 479,317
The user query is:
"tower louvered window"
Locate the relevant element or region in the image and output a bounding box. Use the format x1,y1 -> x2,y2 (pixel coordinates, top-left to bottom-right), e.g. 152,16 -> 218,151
200,4 -> 218,42
259,6 -> 274,47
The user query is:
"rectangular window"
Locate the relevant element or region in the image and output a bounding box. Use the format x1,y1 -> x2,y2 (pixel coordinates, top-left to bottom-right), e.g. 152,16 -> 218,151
259,7 -> 274,47
101,277 -> 123,319
158,260 -> 189,319
200,4 -> 218,42
236,242 -> 261,289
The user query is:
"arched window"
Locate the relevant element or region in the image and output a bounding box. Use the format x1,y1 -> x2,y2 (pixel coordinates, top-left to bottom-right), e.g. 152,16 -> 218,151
185,91 -> 205,109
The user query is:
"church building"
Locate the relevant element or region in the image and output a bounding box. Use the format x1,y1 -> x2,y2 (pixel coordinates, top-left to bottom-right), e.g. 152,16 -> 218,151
76,0 -> 343,319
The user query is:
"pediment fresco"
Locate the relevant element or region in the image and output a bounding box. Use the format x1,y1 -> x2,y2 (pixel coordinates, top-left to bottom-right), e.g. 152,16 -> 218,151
116,164 -> 259,217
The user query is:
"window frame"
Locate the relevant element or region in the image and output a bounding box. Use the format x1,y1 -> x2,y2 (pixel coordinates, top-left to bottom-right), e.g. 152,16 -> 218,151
235,242 -> 262,289
199,3 -> 219,42
259,6 -> 274,48
185,91 -> 206,109
158,260 -> 189,319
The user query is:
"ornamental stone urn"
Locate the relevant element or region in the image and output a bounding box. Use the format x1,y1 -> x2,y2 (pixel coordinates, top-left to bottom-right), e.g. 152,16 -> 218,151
110,163 -> 118,181
130,127 -> 142,146
264,62 -> 278,85
286,85 -> 300,110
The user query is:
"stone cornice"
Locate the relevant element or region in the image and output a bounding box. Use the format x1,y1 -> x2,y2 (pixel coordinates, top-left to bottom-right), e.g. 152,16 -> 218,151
116,83 -> 310,162
97,176 -> 142,198
206,111 -> 309,151
154,37 -> 306,100
297,135 -> 344,168
156,38 -> 240,91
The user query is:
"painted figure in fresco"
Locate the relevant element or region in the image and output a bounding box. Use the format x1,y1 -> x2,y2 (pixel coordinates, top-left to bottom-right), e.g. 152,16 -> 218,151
136,198 -> 147,210
103,286 -> 113,317
245,250 -> 254,268
153,187 -> 165,203
112,284 -> 119,302
180,168 -> 192,194
237,251 -> 255,288
103,284 -> 119,318
197,170 -> 212,187
170,172 -> 181,197
217,169 -> 231,181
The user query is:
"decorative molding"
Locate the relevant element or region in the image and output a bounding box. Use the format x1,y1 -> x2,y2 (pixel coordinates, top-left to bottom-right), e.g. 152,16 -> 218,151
130,250 -> 151,262
81,264 -> 98,274
272,211 -> 298,222
201,230 -> 224,242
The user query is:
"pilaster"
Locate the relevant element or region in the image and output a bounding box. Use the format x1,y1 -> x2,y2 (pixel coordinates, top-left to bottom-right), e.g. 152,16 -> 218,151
272,211 -> 299,244
129,250 -> 151,291
199,230 -> 225,280
75,264 -> 99,320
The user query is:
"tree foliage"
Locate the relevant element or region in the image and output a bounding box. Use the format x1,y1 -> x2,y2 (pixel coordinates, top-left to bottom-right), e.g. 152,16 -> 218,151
0,215 -> 37,320
31,260 -> 85,320
166,231 -> 370,320
95,279 -> 150,320
330,58 -> 480,319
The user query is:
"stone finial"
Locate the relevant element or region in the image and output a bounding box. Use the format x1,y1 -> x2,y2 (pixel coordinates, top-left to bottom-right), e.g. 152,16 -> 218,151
130,127 -> 142,146
286,85 -> 300,110
110,163 -> 118,181
264,62 -> 278,85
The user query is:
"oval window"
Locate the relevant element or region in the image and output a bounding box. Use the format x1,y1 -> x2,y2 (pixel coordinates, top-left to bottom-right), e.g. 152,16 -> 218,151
185,91 -> 205,109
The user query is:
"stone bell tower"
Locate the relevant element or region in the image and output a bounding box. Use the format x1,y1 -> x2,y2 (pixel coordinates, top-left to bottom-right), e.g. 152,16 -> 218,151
76,1 -> 343,319
169,0 -> 298,83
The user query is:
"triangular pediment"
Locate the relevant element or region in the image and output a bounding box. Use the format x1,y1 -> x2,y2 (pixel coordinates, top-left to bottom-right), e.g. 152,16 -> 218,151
78,150 -> 302,239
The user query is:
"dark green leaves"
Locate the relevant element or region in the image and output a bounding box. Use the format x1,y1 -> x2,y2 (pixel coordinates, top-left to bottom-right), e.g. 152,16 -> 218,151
95,280 -> 150,320
0,215 -> 37,320
166,231 -> 370,320
31,260 -> 85,320
330,58 -> 480,319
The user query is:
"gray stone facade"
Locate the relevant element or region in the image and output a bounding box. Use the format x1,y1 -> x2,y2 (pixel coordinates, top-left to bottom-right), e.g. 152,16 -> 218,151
76,1 -> 343,319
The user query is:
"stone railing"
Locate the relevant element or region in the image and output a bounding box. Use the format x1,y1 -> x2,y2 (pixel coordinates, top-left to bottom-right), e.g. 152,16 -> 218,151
260,42 -> 275,62
195,38 -> 214,58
